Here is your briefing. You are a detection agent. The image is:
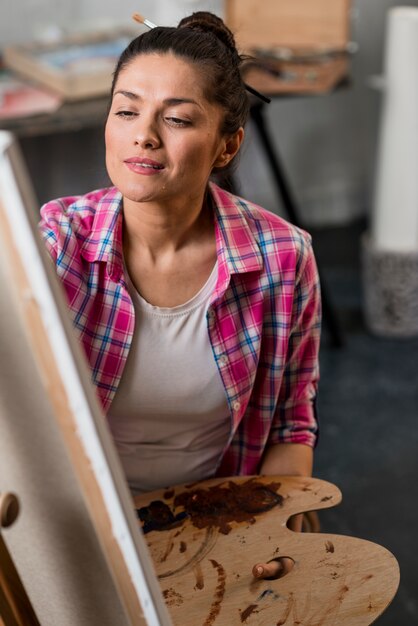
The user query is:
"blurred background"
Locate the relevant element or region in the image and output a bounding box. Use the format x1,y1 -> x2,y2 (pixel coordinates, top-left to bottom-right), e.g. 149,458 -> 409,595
1,0 -> 417,623
0,0 -> 394,220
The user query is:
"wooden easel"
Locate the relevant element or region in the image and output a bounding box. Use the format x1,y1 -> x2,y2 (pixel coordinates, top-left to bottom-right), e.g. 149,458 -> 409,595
0,493 -> 40,626
0,132 -> 172,626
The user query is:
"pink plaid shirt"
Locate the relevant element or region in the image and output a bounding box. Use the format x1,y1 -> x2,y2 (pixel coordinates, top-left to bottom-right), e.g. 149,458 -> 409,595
39,183 -> 320,476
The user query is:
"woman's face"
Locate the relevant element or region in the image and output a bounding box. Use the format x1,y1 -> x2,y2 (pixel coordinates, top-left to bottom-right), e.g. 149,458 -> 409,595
105,53 -> 239,208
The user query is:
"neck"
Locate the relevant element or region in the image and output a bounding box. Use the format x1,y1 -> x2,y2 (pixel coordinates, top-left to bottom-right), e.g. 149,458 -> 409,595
122,189 -> 212,261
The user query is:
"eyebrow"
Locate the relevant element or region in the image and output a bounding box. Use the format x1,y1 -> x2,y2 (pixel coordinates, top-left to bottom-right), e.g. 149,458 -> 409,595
113,90 -> 199,107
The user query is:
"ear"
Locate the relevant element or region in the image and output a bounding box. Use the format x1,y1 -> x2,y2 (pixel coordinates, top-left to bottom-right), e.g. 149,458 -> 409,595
213,127 -> 245,168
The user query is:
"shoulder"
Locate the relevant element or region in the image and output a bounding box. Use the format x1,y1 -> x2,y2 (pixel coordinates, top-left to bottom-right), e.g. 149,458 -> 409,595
209,183 -> 313,269
38,187 -> 122,263
39,186 -> 121,263
39,187 -> 118,237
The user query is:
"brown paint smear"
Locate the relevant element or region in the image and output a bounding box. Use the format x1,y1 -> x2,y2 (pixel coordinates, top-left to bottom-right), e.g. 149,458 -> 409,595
240,603 -> 258,622
276,592 -> 294,625
194,563 -> 204,590
160,535 -> 175,563
173,479 -> 283,535
202,559 -> 226,626
162,588 -> 183,608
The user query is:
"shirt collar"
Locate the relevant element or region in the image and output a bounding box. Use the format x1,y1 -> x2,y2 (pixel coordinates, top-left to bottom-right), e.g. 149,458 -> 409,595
80,187 -> 124,282
209,182 -> 264,276
79,183 -> 264,284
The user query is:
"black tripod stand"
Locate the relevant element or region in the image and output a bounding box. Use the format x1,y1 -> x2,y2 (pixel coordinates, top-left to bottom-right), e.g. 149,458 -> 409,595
224,101 -> 344,348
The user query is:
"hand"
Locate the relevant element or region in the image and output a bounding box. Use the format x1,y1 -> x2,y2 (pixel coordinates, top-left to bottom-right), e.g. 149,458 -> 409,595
252,557 -> 294,580
253,442 -> 313,580
251,512 -> 301,579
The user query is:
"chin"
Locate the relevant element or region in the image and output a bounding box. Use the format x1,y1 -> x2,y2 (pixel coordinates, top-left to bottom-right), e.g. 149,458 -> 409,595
125,186 -> 167,205
109,178 -> 153,202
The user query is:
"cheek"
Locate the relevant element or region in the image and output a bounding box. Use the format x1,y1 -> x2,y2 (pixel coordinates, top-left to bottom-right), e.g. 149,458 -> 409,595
104,123 -> 113,160
104,122 -> 125,173
104,120 -> 118,150
186,137 -> 219,166
105,117 -> 127,150
104,122 -> 120,181
176,145 -> 209,179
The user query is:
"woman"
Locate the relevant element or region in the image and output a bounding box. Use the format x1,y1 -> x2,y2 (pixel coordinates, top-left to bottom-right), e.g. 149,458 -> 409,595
39,12 -> 321,576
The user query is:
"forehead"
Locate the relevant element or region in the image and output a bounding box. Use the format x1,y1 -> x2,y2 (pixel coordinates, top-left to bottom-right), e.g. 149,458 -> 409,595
114,53 -> 210,100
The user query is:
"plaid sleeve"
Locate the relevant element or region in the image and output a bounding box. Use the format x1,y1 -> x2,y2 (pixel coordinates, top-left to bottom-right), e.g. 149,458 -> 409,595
38,201 -> 65,262
38,207 -> 57,261
268,239 -> 321,448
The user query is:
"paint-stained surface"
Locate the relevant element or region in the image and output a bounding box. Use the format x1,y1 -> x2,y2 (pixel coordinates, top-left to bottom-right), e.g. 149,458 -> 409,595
173,479 -> 283,534
134,475 -> 399,625
137,478 -> 283,535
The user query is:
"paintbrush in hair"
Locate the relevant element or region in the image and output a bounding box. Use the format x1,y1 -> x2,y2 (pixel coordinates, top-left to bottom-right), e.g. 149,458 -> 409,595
131,11 -> 271,103
132,12 -> 157,30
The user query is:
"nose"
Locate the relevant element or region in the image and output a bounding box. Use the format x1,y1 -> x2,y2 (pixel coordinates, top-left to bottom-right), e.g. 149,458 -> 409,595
134,113 -> 160,149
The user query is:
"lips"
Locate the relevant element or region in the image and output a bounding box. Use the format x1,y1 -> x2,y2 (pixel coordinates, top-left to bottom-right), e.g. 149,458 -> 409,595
124,157 -> 164,170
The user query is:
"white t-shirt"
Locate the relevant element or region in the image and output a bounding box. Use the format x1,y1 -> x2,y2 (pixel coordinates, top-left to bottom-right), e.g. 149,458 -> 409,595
107,263 -> 231,495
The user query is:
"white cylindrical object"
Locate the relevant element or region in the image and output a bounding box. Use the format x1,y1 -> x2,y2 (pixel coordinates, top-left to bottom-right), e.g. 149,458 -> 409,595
372,7 -> 418,252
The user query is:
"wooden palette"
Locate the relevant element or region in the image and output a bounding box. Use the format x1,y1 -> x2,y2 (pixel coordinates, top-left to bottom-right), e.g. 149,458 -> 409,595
134,476 -> 399,625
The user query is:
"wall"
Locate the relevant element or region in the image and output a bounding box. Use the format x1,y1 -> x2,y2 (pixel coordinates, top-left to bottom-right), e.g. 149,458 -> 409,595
0,0 -> 223,44
2,0 -> 417,225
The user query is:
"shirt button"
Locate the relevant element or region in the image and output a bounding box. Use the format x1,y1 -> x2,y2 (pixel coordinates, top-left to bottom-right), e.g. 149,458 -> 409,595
219,354 -> 228,366
233,401 -> 241,412
208,308 -> 215,319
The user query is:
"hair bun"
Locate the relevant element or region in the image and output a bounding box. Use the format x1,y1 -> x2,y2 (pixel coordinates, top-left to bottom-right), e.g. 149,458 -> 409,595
178,11 -> 239,60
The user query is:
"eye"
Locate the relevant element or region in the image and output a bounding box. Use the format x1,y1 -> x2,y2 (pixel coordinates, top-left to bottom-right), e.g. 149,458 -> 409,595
115,110 -> 137,119
165,116 -> 191,127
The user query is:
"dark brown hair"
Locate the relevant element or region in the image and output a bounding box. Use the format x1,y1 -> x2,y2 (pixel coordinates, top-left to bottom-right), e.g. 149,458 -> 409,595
111,11 -> 249,136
